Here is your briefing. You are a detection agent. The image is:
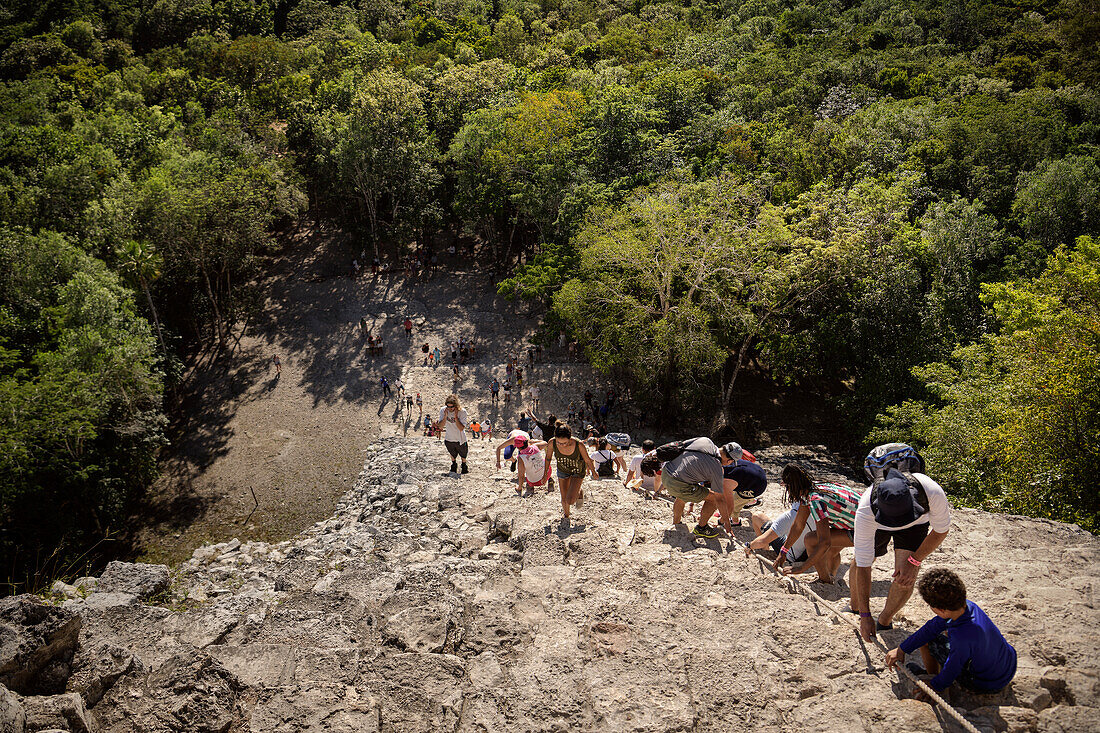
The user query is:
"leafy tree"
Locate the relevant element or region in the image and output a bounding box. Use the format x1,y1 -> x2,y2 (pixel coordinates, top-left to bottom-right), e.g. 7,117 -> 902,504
0,227 -> 163,587
1013,154 -> 1100,251
873,236 -> 1100,531
315,68 -> 438,252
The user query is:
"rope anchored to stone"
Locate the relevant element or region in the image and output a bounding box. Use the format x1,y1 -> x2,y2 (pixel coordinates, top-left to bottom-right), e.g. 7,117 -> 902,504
727,534 -> 982,733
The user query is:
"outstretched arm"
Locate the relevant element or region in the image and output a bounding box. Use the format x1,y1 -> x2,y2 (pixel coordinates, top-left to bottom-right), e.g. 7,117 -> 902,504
783,516 -> 833,576
773,504 -> 812,570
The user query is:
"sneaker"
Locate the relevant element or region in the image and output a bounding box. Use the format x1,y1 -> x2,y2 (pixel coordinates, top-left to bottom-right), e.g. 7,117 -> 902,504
450,461 -> 458,473
692,524 -> 720,539
461,463 -> 469,474
743,499 -> 761,510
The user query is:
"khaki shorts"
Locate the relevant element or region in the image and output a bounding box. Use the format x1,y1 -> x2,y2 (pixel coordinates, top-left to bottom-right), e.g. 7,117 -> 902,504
662,474 -> 711,503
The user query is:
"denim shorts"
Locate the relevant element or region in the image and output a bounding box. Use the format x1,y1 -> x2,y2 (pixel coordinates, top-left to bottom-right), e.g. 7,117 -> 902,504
556,469 -> 584,480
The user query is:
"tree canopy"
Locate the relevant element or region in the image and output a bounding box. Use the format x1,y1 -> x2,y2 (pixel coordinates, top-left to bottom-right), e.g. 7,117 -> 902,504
1,0 -> 1099,583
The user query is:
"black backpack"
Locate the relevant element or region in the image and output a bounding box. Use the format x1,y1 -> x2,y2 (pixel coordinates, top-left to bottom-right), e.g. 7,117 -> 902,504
596,450 -> 616,477
864,443 -> 926,482
873,468 -> 930,513
654,439 -> 712,463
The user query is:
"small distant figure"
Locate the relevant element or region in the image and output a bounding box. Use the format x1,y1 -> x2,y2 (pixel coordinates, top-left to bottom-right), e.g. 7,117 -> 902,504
404,318 -> 413,338
450,343 -> 458,363
272,354 -> 281,375
567,401 -> 577,423
422,342 -> 430,365
503,379 -> 512,404
433,346 -> 442,367
360,317 -> 368,336
380,375 -> 391,398
416,392 -> 423,418
352,258 -> 361,277
371,257 -> 380,275
530,384 -> 540,412
482,420 -> 492,440
558,330 -> 566,349
452,363 -> 460,384
490,378 -> 500,405
405,393 -> 414,413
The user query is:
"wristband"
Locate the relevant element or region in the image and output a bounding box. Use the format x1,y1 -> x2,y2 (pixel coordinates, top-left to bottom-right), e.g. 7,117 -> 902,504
907,555 -> 922,567
780,546 -> 790,556
859,612 -> 873,619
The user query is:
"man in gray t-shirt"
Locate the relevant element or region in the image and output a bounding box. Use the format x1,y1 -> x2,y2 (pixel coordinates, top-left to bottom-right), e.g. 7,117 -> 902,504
655,437 -> 739,538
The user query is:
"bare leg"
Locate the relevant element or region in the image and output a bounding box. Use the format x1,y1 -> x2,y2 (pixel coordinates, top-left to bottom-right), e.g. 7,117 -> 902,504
559,477 -> 571,517
515,461 -> 526,494
698,498 -> 717,526
567,477 -> 583,508
672,498 -> 686,525
880,550 -> 916,626
919,644 -> 940,676
750,511 -> 771,536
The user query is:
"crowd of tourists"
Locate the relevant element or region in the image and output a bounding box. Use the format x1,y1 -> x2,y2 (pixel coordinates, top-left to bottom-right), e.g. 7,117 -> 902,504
427,397 -> 1018,704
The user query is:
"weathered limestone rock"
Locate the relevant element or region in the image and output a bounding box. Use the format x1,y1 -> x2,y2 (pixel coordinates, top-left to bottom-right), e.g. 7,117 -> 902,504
0,685 -> 25,733
66,643 -> 143,707
94,563 -> 170,600
0,597 -> 81,695
21,693 -> 95,733
94,650 -> 242,733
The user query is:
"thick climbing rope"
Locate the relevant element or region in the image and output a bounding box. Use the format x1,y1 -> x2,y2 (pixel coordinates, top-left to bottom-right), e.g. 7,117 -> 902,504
726,534 -> 982,733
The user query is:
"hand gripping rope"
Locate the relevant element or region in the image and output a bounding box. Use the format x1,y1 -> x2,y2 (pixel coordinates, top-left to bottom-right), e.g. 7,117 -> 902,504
725,534 -> 982,733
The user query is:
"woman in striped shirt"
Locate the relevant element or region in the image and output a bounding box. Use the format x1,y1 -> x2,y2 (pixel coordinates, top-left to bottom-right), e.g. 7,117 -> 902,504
772,464 -> 865,584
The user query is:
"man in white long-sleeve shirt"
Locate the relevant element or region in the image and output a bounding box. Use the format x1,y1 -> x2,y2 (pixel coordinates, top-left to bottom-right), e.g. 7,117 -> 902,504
851,468 -> 952,641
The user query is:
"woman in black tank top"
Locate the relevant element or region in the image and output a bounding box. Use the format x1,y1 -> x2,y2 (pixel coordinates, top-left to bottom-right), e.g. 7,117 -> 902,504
544,423 -> 596,522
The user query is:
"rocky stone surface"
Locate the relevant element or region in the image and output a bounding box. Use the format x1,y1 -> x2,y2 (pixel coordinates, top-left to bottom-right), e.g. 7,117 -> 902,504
0,597 -> 81,695
4,437 -> 1097,732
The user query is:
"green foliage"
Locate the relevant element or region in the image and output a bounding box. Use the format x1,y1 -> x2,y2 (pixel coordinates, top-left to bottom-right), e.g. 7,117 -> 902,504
873,237 -> 1100,531
0,227 -> 163,587
1,0 -> 1099,586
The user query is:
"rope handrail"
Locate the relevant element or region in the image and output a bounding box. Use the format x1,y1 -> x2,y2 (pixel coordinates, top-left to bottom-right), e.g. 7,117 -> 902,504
725,533 -> 982,733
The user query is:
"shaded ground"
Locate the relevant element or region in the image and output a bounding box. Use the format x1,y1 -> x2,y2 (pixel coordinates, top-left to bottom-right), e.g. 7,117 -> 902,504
134,225 -> 850,566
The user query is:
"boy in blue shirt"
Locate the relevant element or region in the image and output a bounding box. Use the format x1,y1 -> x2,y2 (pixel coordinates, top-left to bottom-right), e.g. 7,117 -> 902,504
885,568 -> 1017,695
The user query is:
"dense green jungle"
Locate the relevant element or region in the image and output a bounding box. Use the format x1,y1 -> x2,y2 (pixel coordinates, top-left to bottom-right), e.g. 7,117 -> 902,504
0,0 -> 1097,590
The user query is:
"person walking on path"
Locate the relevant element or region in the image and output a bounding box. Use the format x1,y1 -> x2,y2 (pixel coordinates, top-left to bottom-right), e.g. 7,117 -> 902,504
380,375 -> 391,399
405,393 -> 414,413
772,464 -> 864,584
544,423 -> 597,522
851,468 -> 952,640
530,384 -> 540,413
435,394 -> 470,474
404,317 -> 413,338
433,346 -> 442,367
490,378 -> 500,405
416,392 -> 423,418
394,378 -> 405,399
272,354 -> 281,376
885,569 -> 1017,696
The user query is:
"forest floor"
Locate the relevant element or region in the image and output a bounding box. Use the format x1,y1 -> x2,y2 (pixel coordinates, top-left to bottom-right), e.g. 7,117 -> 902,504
133,226 -> 843,567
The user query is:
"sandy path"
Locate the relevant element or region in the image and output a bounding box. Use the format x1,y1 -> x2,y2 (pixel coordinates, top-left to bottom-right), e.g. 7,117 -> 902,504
136,230 -> 618,565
